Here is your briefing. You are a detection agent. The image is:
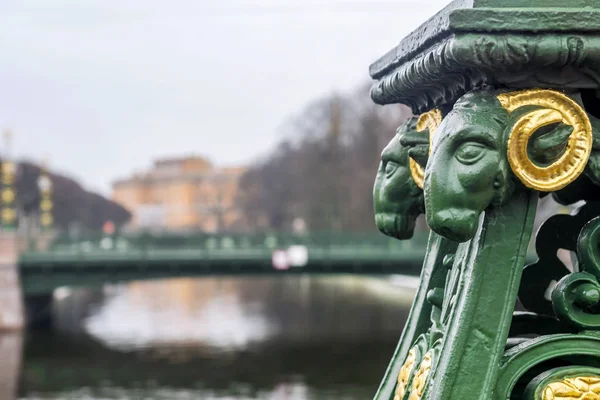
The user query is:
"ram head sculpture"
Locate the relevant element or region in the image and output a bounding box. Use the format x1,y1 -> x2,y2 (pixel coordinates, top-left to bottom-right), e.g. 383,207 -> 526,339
422,89 -> 593,242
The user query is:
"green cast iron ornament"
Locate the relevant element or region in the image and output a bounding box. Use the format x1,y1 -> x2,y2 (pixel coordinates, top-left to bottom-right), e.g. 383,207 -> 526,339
371,1 -> 600,399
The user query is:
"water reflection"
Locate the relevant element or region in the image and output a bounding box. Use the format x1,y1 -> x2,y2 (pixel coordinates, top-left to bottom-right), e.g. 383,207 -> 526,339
86,279 -> 276,350
18,276 -> 415,399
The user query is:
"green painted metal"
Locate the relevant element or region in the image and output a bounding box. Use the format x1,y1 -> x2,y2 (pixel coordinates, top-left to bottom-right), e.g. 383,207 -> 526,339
370,0 -> 600,114
370,1 -> 600,399
374,117 -> 424,240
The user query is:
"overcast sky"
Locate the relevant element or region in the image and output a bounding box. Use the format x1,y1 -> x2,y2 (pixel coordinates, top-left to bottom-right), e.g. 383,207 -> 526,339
0,0 -> 450,194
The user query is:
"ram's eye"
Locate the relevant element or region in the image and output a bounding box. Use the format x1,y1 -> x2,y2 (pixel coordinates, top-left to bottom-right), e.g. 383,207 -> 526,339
455,143 -> 487,165
385,161 -> 399,177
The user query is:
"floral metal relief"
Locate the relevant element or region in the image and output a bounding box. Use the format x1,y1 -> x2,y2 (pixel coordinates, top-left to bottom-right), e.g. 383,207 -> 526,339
408,350 -> 433,400
542,376 -> 600,400
394,348 -> 418,400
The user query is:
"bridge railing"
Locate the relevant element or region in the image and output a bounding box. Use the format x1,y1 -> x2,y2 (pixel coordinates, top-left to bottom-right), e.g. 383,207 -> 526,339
47,231 -> 428,250
18,231 -> 432,295
21,231 -> 431,261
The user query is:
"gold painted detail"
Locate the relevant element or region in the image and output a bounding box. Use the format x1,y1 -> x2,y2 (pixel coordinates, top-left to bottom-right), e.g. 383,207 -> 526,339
498,89 -> 593,192
394,348 -> 418,400
408,349 -> 434,400
542,376 -> 600,400
409,109 -> 442,190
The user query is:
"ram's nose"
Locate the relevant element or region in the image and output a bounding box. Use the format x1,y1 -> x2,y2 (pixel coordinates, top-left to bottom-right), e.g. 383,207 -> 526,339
375,214 -> 416,240
428,209 -> 479,242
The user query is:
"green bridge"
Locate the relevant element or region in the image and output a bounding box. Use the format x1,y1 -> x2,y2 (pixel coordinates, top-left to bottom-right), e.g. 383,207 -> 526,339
18,231 -> 431,296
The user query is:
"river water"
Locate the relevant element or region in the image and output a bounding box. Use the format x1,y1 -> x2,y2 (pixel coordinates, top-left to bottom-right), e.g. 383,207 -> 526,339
11,276 -> 416,400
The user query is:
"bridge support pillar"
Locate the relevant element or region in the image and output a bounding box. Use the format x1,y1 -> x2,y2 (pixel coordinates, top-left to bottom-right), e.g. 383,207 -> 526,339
0,233 -> 24,331
24,293 -> 54,331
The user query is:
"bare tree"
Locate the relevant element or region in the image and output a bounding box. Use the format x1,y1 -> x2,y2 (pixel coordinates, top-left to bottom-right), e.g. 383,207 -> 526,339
237,84 -> 411,232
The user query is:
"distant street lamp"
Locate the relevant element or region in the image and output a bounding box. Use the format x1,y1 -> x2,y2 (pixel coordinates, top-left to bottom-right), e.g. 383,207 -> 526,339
37,161 -> 53,231
1,129 -> 16,231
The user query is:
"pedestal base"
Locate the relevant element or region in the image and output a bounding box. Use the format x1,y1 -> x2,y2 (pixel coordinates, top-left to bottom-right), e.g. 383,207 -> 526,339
0,233 -> 25,331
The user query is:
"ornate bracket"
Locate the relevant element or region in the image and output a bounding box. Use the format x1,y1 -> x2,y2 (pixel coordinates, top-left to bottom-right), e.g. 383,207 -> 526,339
370,1 -> 600,399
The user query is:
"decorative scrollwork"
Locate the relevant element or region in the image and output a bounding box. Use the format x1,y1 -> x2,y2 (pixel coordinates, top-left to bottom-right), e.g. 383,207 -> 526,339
409,109 -> 442,189
552,216 -> 600,330
520,201 -> 600,316
552,273 -> 600,330
577,216 -> 600,280
473,36 -> 532,68
370,33 -> 600,114
498,89 -> 593,192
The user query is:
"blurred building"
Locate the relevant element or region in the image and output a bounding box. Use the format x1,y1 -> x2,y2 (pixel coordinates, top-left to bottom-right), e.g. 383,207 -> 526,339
112,156 -> 246,232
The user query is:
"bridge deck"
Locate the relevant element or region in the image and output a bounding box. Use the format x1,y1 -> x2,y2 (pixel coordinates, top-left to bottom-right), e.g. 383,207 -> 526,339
19,232 -> 430,295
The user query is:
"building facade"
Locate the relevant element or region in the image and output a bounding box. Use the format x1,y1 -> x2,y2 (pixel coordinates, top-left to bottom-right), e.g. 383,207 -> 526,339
112,156 -> 246,232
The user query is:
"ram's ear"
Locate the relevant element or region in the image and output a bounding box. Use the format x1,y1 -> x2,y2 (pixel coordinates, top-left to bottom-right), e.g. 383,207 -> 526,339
407,146 -> 429,168
400,131 -> 430,168
528,122 -> 573,165
400,130 -> 430,147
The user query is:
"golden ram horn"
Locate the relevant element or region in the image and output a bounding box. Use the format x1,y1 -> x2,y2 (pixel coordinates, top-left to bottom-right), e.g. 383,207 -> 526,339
497,89 -> 593,192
